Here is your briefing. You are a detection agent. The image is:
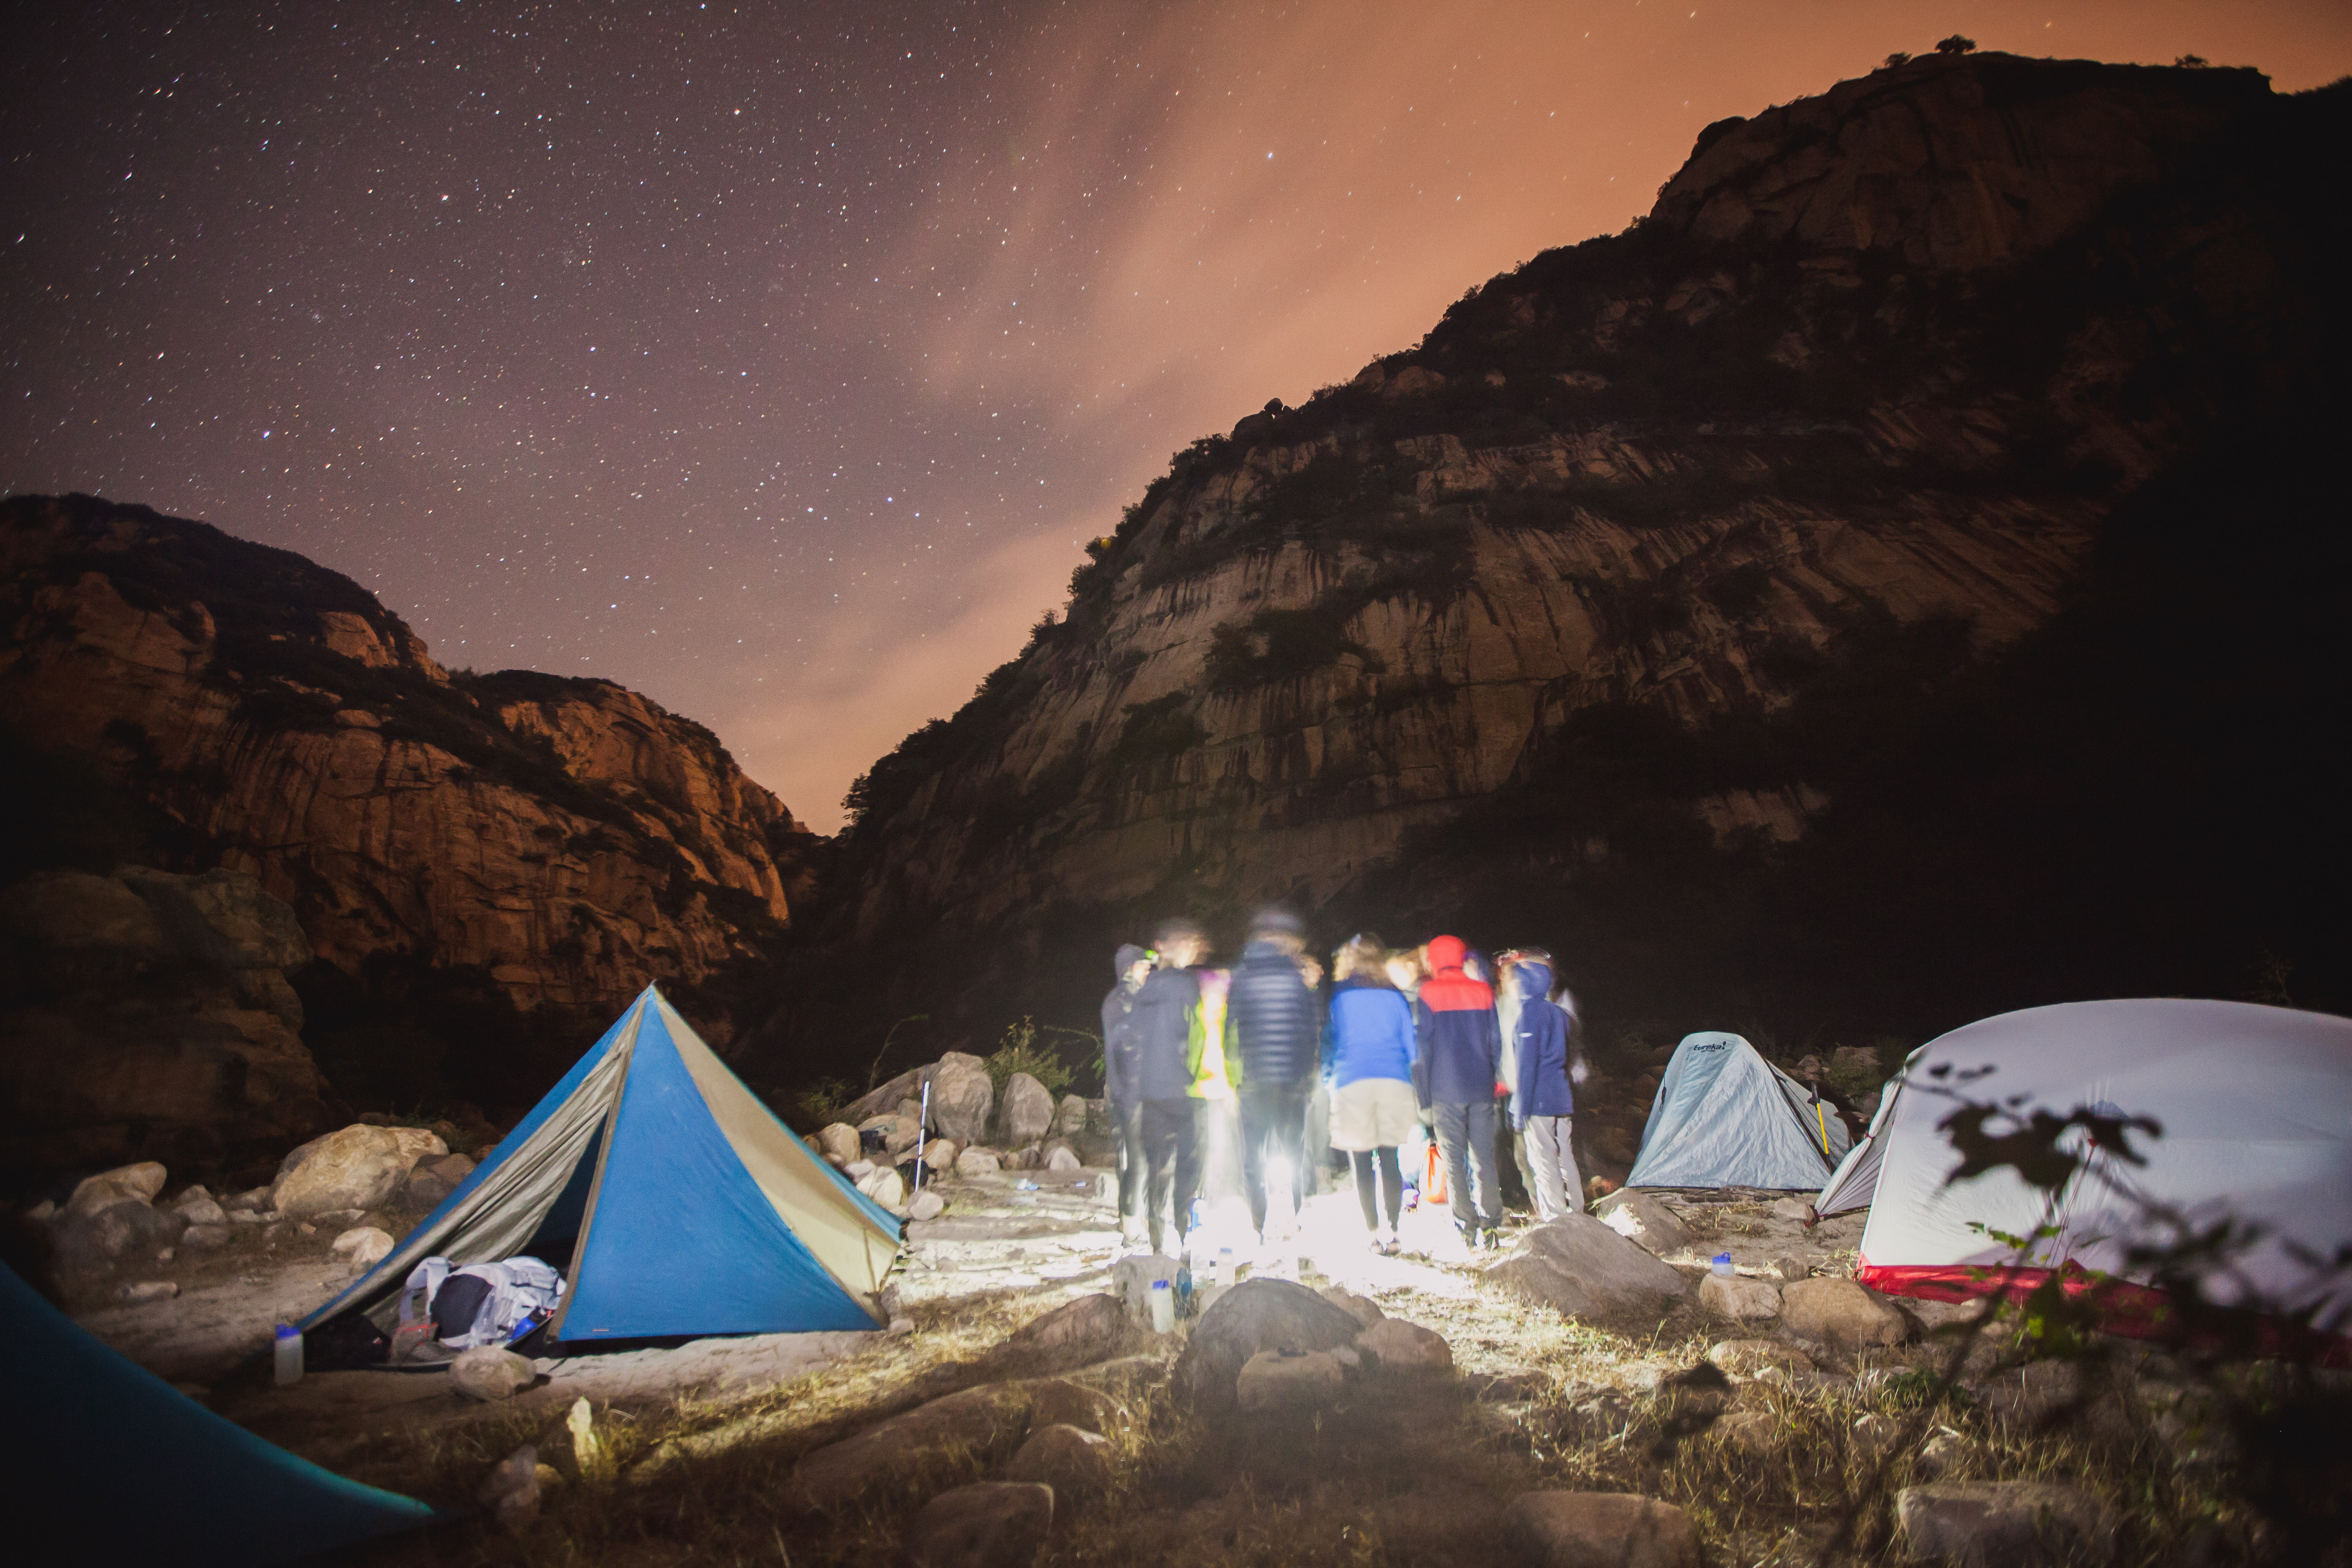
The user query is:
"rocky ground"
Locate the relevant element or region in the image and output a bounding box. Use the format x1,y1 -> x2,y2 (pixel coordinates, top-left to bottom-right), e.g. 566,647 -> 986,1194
24,1125 -> 2303,1568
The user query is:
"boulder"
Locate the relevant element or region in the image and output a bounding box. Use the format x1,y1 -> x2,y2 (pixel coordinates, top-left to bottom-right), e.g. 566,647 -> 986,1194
1714,1411 -> 1780,1456
856,1168 -> 905,1210
405,1153 -> 475,1208
839,1068 -> 925,1127
1174,1277 -> 1365,1413
1050,1094 -> 1089,1138
1506,1491 -> 1699,1568
908,1189 -> 945,1221
1004,1423 -> 1112,1500
1781,1278 -> 1911,1348
955,1147 -> 1002,1178
930,1052 -> 994,1143
272,1125 -> 410,1219
65,1161 -> 168,1221
116,1279 -> 178,1303
59,1200 -> 184,1266
923,1138 -> 959,1171
383,1126 -> 448,1169
903,1481 -> 1053,1568
1707,1339 -> 1816,1378
223,1185 -> 273,1212
1593,1190 -> 1693,1255
1318,1287 -> 1384,1328
1358,1317 -> 1452,1375
791,1383 -> 1036,1509
1769,1197 -> 1815,1222
816,1123 -> 860,1165
1698,1271 -> 1781,1321
1001,1293 -> 1125,1364
1043,1142 -> 1082,1173
1110,1253 -> 1181,1326
1895,1482 -> 2116,1568
181,1223 -> 230,1249
331,1225 -> 395,1268
1774,1255 -> 1810,1283
1485,1215 -> 1691,1323
1236,1348 -> 1348,1412
1026,1378 -> 1126,1437
451,1347 -> 539,1402
1916,1431 -> 1972,1480
999,1073 -> 1055,1146
170,1194 -> 228,1227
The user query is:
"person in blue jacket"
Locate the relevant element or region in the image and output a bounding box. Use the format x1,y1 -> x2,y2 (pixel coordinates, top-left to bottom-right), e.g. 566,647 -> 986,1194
1322,934 -> 1417,1254
1507,952 -> 1583,1220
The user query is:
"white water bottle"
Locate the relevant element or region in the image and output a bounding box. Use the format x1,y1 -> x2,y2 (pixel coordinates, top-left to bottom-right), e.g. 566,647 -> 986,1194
273,1323 -> 304,1385
1216,1246 -> 1235,1288
1710,1253 -> 1735,1278
1148,1279 -> 1174,1333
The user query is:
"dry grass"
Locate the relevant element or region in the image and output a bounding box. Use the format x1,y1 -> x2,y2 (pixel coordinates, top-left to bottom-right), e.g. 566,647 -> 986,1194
316,1260 -> 2308,1567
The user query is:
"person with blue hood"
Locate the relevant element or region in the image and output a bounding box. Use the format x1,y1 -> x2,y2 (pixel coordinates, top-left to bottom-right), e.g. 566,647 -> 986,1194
1322,933 -> 1417,1254
1101,941 -> 1153,1247
1506,949 -> 1583,1221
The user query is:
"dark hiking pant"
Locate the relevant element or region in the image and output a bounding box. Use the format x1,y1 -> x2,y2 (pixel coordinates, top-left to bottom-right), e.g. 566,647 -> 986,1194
1139,1097 -> 1199,1255
1238,1081 -> 1310,1238
1432,1098 -> 1502,1233
1113,1100 -> 1145,1224
1352,1146 -> 1403,1232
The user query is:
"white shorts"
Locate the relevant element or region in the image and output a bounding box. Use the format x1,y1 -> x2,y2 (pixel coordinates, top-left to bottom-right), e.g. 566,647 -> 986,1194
1329,1077 -> 1419,1152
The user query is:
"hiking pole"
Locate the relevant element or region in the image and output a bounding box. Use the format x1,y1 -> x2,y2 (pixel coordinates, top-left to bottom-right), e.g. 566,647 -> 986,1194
1816,1097 -> 1830,1157
913,1080 -> 931,1193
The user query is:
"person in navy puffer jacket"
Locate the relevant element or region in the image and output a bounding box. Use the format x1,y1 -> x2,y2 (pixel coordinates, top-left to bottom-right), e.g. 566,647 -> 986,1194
1414,934 -> 1504,1249
1322,933 -> 1417,1254
1225,907 -> 1321,1246
1506,954 -> 1583,1220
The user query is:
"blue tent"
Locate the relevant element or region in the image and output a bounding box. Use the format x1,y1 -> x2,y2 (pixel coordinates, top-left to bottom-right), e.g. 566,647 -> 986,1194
307,985 -> 902,1342
2,1260 -> 437,1565
1627,1031 -> 1852,1190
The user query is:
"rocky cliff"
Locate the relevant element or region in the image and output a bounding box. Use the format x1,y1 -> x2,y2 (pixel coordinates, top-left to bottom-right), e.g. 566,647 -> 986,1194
769,53 -> 2349,1075
0,495 -> 818,1111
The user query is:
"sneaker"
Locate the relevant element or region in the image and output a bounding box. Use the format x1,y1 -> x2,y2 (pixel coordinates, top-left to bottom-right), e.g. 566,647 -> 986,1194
1379,1231 -> 1402,1256
1480,1225 -> 1504,1252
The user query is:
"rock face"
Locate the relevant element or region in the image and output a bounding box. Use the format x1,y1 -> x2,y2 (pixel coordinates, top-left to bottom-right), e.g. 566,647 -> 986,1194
0,493 -> 818,1089
763,53 -> 2347,1076
0,867 -> 333,1176
1487,1216 -> 1692,1323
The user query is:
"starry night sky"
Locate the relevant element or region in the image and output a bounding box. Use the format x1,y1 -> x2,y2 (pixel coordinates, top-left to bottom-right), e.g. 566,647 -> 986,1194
9,2 -> 2348,830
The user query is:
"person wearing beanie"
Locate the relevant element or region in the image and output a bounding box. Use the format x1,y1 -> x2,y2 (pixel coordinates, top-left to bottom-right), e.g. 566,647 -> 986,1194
1101,941 -> 1153,1247
1224,906 -> 1320,1249
1413,934 -> 1504,1250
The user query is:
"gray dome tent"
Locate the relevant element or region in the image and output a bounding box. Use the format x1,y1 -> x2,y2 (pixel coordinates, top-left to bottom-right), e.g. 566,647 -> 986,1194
1626,1031 -> 1851,1190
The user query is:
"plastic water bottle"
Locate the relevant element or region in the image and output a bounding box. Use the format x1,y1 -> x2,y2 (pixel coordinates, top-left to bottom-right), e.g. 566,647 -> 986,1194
273,1322 -> 304,1385
1174,1262 -> 1194,1317
1216,1246 -> 1235,1288
1711,1253 -> 1735,1278
1148,1279 -> 1174,1333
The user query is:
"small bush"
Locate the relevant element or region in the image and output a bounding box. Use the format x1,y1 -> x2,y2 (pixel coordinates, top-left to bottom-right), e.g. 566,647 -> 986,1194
789,1075 -> 860,1129
982,1018 -> 1075,1097
1109,694 -> 1208,769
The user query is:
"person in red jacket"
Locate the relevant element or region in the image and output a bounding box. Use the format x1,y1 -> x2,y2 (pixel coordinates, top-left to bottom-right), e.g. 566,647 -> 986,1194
1412,934 -> 1504,1250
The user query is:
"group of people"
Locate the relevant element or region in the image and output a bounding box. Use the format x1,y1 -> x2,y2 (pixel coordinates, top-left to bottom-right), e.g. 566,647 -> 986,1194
1100,908 -> 1585,1261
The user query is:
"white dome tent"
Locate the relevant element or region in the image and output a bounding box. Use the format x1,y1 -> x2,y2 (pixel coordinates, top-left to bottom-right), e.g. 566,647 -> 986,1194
1626,1031 -> 1851,1191
1817,999 -> 2352,1333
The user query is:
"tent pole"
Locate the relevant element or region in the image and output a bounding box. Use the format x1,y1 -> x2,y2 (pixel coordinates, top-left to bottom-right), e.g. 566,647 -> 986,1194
913,1080 -> 931,1193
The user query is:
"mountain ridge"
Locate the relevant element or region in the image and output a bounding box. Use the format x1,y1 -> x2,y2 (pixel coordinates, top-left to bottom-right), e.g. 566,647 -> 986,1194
756,51 -> 2351,1082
